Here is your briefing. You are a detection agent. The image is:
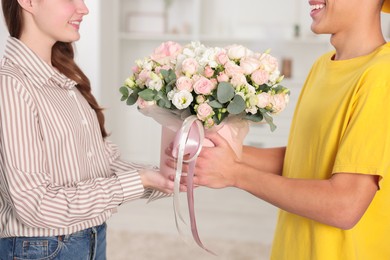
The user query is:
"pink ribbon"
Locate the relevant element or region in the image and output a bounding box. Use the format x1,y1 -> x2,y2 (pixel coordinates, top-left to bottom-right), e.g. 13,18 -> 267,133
172,116 -> 215,255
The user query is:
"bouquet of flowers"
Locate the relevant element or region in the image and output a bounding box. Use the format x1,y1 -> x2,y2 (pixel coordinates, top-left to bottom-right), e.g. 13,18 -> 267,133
119,41 -> 289,131
119,41 -> 290,253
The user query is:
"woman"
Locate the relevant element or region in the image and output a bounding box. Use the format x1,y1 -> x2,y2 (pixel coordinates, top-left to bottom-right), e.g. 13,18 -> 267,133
186,0 -> 390,259
0,0 -> 176,259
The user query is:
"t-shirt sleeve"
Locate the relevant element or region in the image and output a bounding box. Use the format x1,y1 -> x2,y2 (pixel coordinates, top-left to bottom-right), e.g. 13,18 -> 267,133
333,66 -> 390,185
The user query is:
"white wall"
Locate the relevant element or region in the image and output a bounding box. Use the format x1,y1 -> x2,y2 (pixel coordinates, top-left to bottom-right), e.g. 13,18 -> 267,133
0,5 -> 7,55
75,0 -> 101,100
0,2 -> 101,101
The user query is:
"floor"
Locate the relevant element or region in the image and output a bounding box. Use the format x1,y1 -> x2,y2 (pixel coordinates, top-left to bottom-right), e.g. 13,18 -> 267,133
106,187 -> 278,259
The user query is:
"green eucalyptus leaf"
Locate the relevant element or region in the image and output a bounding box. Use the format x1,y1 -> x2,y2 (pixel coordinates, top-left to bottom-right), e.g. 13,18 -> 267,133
217,82 -> 235,103
244,113 -> 264,122
227,95 -> 246,115
161,69 -> 177,83
158,99 -> 168,108
119,86 -> 129,97
262,111 -> 277,132
126,91 -> 139,106
208,100 -> 223,108
138,89 -> 156,101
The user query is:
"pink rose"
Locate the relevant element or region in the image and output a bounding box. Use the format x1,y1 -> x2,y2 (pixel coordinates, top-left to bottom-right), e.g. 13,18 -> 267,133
217,72 -> 229,82
151,41 -> 182,65
224,61 -> 244,77
216,50 -> 229,65
196,95 -> 206,104
132,66 -> 140,74
204,66 -> 214,78
137,97 -> 156,109
251,69 -> 269,85
176,76 -> 193,91
182,58 -> 199,75
193,76 -> 215,95
137,69 -> 150,84
196,103 -> 214,121
210,78 -> 218,86
257,92 -> 271,108
240,56 -> 261,75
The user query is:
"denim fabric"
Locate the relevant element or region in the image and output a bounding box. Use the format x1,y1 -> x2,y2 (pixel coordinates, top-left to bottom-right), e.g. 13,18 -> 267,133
0,223 -> 107,260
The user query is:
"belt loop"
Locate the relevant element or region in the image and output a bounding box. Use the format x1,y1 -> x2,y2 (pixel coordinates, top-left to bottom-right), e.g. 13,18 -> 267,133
63,234 -> 71,243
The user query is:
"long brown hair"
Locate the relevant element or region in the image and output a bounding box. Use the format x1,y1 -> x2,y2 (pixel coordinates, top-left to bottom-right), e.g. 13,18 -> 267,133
2,0 -> 108,138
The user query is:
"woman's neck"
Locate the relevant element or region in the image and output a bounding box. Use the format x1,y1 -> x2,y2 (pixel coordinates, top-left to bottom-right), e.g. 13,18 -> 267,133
19,33 -> 54,65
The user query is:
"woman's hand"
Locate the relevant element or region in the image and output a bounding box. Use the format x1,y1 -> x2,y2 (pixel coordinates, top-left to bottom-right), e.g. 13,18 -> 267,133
165,132 -> 241,189
139,169 -> 186,194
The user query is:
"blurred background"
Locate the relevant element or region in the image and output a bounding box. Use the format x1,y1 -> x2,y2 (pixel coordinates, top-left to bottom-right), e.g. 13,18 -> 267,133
1,1 -> 390,259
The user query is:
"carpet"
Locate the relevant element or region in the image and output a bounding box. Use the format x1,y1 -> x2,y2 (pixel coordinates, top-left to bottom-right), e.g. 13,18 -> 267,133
106,229 -> 271,260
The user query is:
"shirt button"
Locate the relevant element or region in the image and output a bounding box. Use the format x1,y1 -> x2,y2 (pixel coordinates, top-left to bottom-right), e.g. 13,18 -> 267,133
82,119 -> 88,125
69,90 -> 75,97
87,151 -> 93,157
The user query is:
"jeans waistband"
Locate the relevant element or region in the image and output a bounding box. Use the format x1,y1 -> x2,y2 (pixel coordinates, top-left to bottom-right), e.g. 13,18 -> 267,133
62,222 -> 106,242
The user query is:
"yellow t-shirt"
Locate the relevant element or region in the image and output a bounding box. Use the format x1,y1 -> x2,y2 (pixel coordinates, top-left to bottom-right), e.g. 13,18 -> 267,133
271,43 -> 390,260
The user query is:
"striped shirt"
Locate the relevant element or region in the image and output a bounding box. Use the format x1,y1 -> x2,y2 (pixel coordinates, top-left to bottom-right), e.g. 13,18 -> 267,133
0,37 -> 163,237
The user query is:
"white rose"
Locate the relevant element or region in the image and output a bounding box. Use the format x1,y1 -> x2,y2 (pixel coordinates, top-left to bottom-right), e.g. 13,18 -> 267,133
248,94 -> 258,107
230,73 -> 247,87
226,44 -> 248,60
257,92 -> 271,108
240,56 -> 261,75
271,94 -> 288,114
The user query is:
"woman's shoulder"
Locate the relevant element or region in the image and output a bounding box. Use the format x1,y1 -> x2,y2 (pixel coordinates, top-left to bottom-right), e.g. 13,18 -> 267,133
0,57 -> 29,87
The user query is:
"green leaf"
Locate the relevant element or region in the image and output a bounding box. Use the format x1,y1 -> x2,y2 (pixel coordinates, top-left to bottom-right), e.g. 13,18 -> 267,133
126,91 -> 138,106
119,86 -> 129,96
212,109 -> 229,125
156,93 -> 171,109
208,100 -> 223,108
158,98 -> 170,108
217,82 -> 235,103
244,113 -> 264,122
161,69 -> 177,83
227,95 -> 246,115
119,86 -> 129,101
138,89 -> 156,101
262,110 -> 277,132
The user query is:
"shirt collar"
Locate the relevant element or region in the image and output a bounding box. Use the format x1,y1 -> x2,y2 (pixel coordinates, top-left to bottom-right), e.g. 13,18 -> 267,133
4,37 -> 77,90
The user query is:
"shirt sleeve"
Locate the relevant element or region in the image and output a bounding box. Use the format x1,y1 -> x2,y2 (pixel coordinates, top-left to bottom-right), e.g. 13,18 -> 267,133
0,77 -> 146,229
333,67 -> 390,184
103,140 -> 171,203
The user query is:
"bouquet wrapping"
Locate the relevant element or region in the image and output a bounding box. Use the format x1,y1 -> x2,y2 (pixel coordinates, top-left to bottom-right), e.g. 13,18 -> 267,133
120,41 -> 290,253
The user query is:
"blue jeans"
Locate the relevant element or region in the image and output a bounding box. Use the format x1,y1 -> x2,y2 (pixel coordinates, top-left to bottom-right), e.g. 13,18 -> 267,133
0,223 -> 107,260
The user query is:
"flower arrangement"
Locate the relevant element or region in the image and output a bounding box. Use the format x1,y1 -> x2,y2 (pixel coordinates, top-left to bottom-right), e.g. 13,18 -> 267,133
119,41 -> 290,253
119,41 -> 290,130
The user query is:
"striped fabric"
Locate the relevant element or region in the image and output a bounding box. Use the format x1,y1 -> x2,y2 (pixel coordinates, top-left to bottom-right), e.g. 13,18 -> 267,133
0,37 -> 165,237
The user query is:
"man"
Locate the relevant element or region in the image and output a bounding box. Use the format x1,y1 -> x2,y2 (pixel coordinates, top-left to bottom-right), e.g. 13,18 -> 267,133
192,0 -> 390,259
